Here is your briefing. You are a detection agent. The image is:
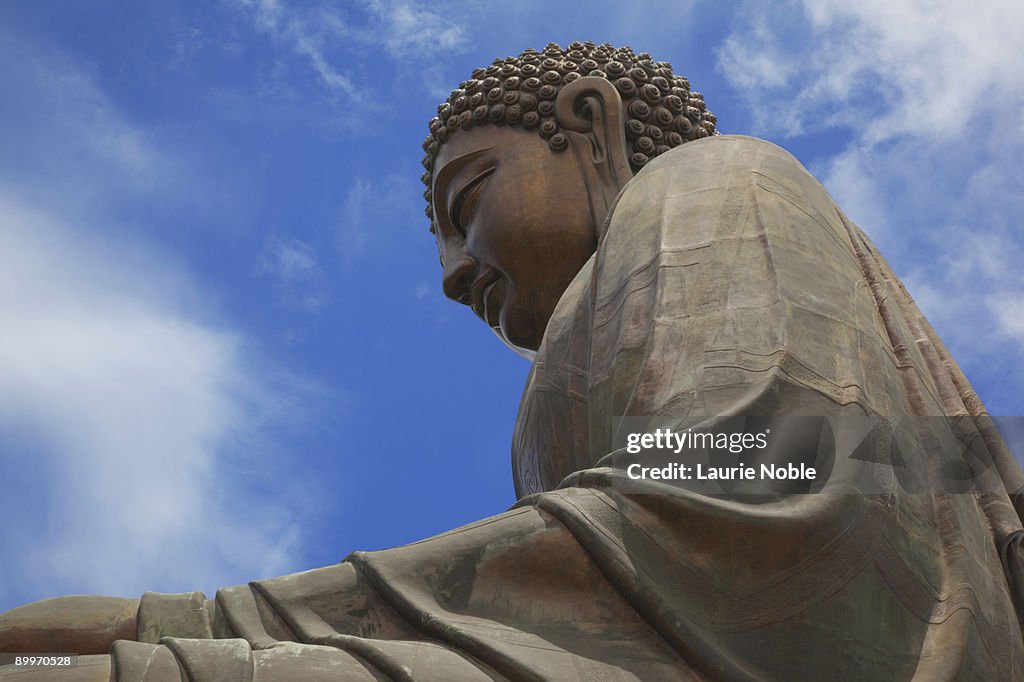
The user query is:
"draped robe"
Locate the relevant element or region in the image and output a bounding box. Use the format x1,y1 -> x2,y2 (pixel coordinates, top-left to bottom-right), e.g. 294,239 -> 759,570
109,136 -> 1024,680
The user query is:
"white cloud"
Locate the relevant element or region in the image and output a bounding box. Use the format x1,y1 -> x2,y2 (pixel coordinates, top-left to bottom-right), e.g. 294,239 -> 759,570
717,0 -> 1024,140
0,29 -> 322,605
716,10 -> 796,92
341,177 -> 372,256
337,173 -> 419,257
232,0 -> 467,107
257,236 -> 326,313
744,1 -> 1019,165
0,193 -> 317,600
0,35 -> 175,212
260,236 -> 319,281
232,0 -> 368,105
367,0 -> 466,60
904,225 -> 1024,347
989,294 -> 1024,344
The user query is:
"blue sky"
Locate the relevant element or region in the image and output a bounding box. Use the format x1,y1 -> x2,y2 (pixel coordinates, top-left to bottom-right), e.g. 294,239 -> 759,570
0,0 -> 1021,612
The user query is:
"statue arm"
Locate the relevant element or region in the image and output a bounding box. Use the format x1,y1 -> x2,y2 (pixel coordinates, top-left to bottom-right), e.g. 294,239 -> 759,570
0,596 -> 137,654
59,504 -> 694,680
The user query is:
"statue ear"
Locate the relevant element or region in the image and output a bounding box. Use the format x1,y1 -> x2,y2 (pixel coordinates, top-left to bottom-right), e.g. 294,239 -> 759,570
554,76 -> 634,192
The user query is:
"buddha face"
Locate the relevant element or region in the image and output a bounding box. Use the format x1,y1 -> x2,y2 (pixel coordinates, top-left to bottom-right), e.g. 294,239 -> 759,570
432,125 -> 602,352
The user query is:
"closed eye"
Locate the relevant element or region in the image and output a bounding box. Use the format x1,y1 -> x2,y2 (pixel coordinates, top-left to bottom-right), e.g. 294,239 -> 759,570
449,167 -> 494,236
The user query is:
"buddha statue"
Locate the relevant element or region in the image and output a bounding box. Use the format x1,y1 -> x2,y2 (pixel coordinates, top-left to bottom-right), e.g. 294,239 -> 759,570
3,41 -> 1024,681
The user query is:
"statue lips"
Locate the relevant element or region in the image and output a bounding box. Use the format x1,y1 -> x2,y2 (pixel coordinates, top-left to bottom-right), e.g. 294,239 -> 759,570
470,269 -> 503,326
482,278 -> 504,329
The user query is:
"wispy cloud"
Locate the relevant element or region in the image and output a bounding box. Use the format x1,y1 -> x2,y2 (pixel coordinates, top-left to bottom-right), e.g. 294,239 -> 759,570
717,0 -> 1024,142
0,30 -> 323,606
990,294 -> 1024,343
258,235 -> 325,313
365,0 -> 466,60
337,173 -> 418,258
716,0 -> 1024,414
260,235 -> 319,281
0,34 -> 174,212
904,224 -> 1024,350
231,0 -> 467,108
0,193 -> 319,602
232,0 -> 367,104
340,177 -> 373,256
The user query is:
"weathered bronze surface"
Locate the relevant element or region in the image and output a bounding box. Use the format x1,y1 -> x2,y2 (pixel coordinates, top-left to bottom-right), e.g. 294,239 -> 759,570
3,42 -> 1024,681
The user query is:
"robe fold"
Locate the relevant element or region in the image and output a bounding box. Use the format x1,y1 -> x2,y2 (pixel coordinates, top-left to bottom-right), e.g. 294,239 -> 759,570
111,136 -> 1024,680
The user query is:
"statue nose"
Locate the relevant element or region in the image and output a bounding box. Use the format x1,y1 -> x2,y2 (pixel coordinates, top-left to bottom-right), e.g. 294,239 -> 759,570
442,254 -> 476,305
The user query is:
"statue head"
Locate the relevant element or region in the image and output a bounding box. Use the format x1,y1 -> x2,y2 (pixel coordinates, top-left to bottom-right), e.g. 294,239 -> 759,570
423,42 -> 717,355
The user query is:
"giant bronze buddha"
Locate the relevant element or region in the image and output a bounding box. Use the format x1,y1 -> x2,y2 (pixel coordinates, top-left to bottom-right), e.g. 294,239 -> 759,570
3,41 -> 1023,681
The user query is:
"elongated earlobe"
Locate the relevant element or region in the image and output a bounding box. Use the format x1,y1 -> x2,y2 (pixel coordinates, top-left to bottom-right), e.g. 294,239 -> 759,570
554,77 -> 634,193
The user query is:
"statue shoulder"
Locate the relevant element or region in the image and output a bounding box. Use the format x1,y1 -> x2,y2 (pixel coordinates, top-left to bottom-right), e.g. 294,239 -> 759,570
637,134 -> 805,180
615,134 -> 832,219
